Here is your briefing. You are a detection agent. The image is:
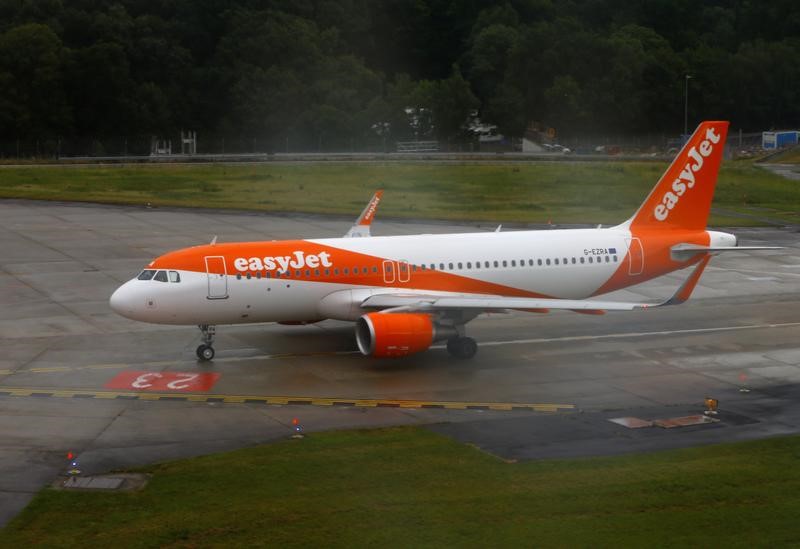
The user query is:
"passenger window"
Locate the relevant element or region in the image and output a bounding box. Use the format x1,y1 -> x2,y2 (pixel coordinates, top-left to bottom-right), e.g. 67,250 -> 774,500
554,259 -> 559,265
475,262 -> 480,269
588,257 -> 593,263
344,268 -> 349,274
245,273 -> 252,280
168,271 -> 181,283
457,262 -> 463,269
537,259 -> 542,266
563,257 -> 568,264
613,255 -> 618,262
494,261 -> 499,268
605,256 -> 610,263
236,273 -> 242,280
448,263 -> 454,270
373,266 -> 378,273
546,259 -> 551,265
502,260 -> 507,267
571,258 -> 576,264
580,257 -> 585,264
511,260 -> 516,267
256,272 -> 261,279
154,270 -> 168,282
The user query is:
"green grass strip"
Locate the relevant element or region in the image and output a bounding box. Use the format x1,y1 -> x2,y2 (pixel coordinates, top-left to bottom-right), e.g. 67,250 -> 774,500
3,427 -> 800,547
1,160 -> 797,226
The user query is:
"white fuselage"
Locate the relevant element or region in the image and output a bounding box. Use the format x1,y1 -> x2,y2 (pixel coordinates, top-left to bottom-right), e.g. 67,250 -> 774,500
109,225 -> 694,326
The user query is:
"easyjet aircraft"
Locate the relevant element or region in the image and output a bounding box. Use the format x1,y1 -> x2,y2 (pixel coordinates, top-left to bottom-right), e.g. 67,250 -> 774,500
110,121 -> 776,361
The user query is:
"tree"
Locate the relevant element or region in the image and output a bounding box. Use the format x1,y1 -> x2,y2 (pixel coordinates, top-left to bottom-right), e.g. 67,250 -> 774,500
0,23 -> 69,138
431,65 -> 479,141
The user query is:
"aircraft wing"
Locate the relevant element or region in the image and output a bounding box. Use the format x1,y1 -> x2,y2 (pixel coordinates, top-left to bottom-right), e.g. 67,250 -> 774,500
361,255 -> 711,314
344,190 -> 383,238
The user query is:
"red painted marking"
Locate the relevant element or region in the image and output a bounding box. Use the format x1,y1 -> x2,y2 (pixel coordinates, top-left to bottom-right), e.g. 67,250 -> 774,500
105,371 -> 221,392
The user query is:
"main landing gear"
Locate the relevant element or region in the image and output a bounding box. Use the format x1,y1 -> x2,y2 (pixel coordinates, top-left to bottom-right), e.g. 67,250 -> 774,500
446,336 -> 478,359
196,324 -> 216,361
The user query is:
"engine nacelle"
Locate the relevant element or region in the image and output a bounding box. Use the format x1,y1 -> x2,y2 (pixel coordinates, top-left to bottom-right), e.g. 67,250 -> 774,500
355,313 -> 436,358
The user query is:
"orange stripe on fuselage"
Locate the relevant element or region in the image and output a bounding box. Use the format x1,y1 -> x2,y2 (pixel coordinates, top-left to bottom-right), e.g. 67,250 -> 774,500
592,229 -> 709,296
148,240 -> 552,298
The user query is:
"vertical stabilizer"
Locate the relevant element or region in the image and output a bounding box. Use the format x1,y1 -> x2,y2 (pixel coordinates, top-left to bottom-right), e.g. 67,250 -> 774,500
628,121 -> 729,231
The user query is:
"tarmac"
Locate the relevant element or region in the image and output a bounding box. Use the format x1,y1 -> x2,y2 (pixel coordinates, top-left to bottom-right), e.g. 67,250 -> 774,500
1,198 -> 799,526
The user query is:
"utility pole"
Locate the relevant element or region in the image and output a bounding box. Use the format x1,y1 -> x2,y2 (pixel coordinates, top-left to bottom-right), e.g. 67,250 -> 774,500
684,74 -> 692,137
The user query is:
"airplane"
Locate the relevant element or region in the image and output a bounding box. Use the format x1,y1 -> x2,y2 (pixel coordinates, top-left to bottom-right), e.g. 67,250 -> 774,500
110,121 -> 778,361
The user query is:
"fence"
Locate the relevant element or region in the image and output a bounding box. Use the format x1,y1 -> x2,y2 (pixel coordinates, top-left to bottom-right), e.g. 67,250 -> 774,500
0,129 -> 766,160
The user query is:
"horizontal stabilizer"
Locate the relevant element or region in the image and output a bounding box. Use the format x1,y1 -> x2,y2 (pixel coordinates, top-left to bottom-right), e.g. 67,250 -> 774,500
671,244 -> 783,261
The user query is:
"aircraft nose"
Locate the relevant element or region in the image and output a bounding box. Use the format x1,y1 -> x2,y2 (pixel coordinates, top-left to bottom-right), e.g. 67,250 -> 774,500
110,281 -> 139,319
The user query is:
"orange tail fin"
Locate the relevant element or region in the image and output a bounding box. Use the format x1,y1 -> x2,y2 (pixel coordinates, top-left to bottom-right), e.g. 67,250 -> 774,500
629,121 -> 729,231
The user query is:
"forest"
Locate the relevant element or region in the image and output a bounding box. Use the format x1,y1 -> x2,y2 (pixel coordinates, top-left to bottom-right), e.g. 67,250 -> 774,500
1,0 -> 799,151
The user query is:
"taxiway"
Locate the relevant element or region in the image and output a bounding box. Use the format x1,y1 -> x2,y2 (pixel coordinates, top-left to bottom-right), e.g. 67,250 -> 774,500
1,199 -> 798,525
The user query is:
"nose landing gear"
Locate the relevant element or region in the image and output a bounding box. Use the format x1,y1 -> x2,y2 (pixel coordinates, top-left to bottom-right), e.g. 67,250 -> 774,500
196,324 -> 216,361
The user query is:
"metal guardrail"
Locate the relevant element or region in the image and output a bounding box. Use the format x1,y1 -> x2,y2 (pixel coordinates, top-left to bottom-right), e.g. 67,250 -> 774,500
396,141 -> 440,153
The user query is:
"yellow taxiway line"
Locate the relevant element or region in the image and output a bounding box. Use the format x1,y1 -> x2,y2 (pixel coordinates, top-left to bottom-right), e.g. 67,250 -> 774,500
0,386 -> 574,413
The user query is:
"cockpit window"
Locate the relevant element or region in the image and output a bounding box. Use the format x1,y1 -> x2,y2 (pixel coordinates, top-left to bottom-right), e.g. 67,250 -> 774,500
154,270 -> 168,282
137,270 -> 156,280
169,271 -> 181,283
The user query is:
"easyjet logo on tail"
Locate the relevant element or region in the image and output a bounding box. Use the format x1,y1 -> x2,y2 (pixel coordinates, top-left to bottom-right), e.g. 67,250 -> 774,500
654,127 -> 721,221
359,193 -> 382,225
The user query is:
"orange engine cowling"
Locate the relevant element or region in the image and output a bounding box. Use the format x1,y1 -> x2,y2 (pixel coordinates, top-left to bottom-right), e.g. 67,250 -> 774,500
355,313 -> 434,358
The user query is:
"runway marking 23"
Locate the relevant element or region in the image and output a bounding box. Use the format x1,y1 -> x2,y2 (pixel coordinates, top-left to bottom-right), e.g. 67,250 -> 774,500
105,371 -> 221,392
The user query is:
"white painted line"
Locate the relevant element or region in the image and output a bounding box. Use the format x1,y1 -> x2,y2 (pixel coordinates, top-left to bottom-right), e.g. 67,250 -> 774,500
708,266 -> 800,278
78,322 -> 800,368
432,321 -> 800,349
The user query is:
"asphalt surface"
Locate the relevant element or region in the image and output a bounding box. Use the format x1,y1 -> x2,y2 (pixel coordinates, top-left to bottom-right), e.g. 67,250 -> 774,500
1,198 -> 799,526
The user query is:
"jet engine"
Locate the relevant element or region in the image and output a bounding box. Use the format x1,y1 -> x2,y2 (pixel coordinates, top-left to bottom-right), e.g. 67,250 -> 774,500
356,312 -> 455,357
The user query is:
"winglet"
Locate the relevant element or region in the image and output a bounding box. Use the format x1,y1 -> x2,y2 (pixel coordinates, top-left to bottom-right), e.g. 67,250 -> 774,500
660,255 -> 711,306
344,190 -> 383,238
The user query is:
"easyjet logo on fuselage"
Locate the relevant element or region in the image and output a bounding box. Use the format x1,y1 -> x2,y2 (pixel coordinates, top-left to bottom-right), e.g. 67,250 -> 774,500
654,127 -> 721,221
234,251 -> 333,272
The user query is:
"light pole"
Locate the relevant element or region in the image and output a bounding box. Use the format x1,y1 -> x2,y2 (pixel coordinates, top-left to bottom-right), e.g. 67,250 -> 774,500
684,74 -> 692,136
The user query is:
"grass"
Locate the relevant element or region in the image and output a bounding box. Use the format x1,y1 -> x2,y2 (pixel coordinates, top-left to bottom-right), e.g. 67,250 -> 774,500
0,160 -> 797,226
764,146 -> 800,164
2,426 -> 800,547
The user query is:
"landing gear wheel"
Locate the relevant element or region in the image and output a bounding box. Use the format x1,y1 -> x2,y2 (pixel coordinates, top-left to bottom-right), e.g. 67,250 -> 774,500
196,344 -> 215,361
197,324 -> 217,361
446,337 -> 478,359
